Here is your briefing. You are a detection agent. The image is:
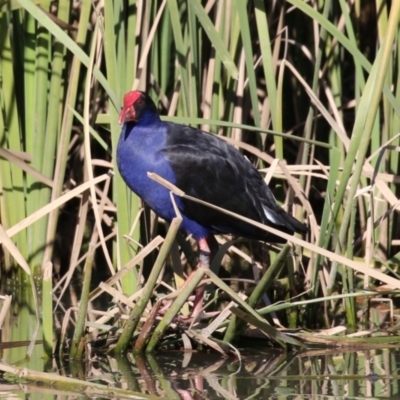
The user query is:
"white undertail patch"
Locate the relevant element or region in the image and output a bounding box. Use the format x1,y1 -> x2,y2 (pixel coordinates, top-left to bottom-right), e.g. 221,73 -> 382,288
262,205 -> 282,225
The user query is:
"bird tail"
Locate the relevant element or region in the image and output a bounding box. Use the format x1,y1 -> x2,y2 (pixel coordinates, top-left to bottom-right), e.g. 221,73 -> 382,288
281,212 -> 308,234
262,203 -> 307,235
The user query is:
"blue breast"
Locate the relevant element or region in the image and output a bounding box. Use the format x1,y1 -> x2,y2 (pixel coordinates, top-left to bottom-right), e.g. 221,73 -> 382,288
117,121 -> 211,240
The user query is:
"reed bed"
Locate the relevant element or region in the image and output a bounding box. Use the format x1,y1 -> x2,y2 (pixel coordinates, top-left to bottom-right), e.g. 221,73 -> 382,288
0,0 -> 400,363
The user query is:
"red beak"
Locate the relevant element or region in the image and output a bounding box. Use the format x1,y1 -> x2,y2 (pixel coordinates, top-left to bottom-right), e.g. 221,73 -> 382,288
118,106 -> 136,124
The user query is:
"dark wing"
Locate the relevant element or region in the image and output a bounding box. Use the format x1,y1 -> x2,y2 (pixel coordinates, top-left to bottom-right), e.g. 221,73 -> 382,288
162,123 -> 306,242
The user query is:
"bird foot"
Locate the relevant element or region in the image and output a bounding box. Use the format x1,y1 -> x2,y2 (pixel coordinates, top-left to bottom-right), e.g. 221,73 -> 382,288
175,310 -> 220,325
157,299 -> 174,315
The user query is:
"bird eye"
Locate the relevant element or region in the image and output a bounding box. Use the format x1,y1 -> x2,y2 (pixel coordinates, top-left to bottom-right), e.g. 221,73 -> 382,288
136,99 -> 144,106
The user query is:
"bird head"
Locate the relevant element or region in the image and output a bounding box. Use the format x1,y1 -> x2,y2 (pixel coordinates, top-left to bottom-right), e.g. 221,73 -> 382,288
118,91 -> 158,124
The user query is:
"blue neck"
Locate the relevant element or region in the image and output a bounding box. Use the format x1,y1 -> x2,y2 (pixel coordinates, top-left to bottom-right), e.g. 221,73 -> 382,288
136,109 -> 161,126
123,110 -> 162,141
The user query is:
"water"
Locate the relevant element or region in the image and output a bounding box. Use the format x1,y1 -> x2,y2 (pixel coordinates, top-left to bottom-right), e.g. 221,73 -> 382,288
1,339 -> 400,399
1,290 -> 400,399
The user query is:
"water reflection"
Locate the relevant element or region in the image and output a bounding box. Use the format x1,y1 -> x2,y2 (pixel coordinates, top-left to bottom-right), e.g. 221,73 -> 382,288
2,345 -> 399,399
111,349 -> 399,399
1,299 -> 400,398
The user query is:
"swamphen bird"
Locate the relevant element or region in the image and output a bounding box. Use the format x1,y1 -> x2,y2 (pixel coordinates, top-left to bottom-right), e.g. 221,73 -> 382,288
117,91 -> 307,317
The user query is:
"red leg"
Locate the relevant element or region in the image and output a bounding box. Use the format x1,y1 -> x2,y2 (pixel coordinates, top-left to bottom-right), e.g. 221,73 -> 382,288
159,235 -> 219,319
191,235 -> 218,317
